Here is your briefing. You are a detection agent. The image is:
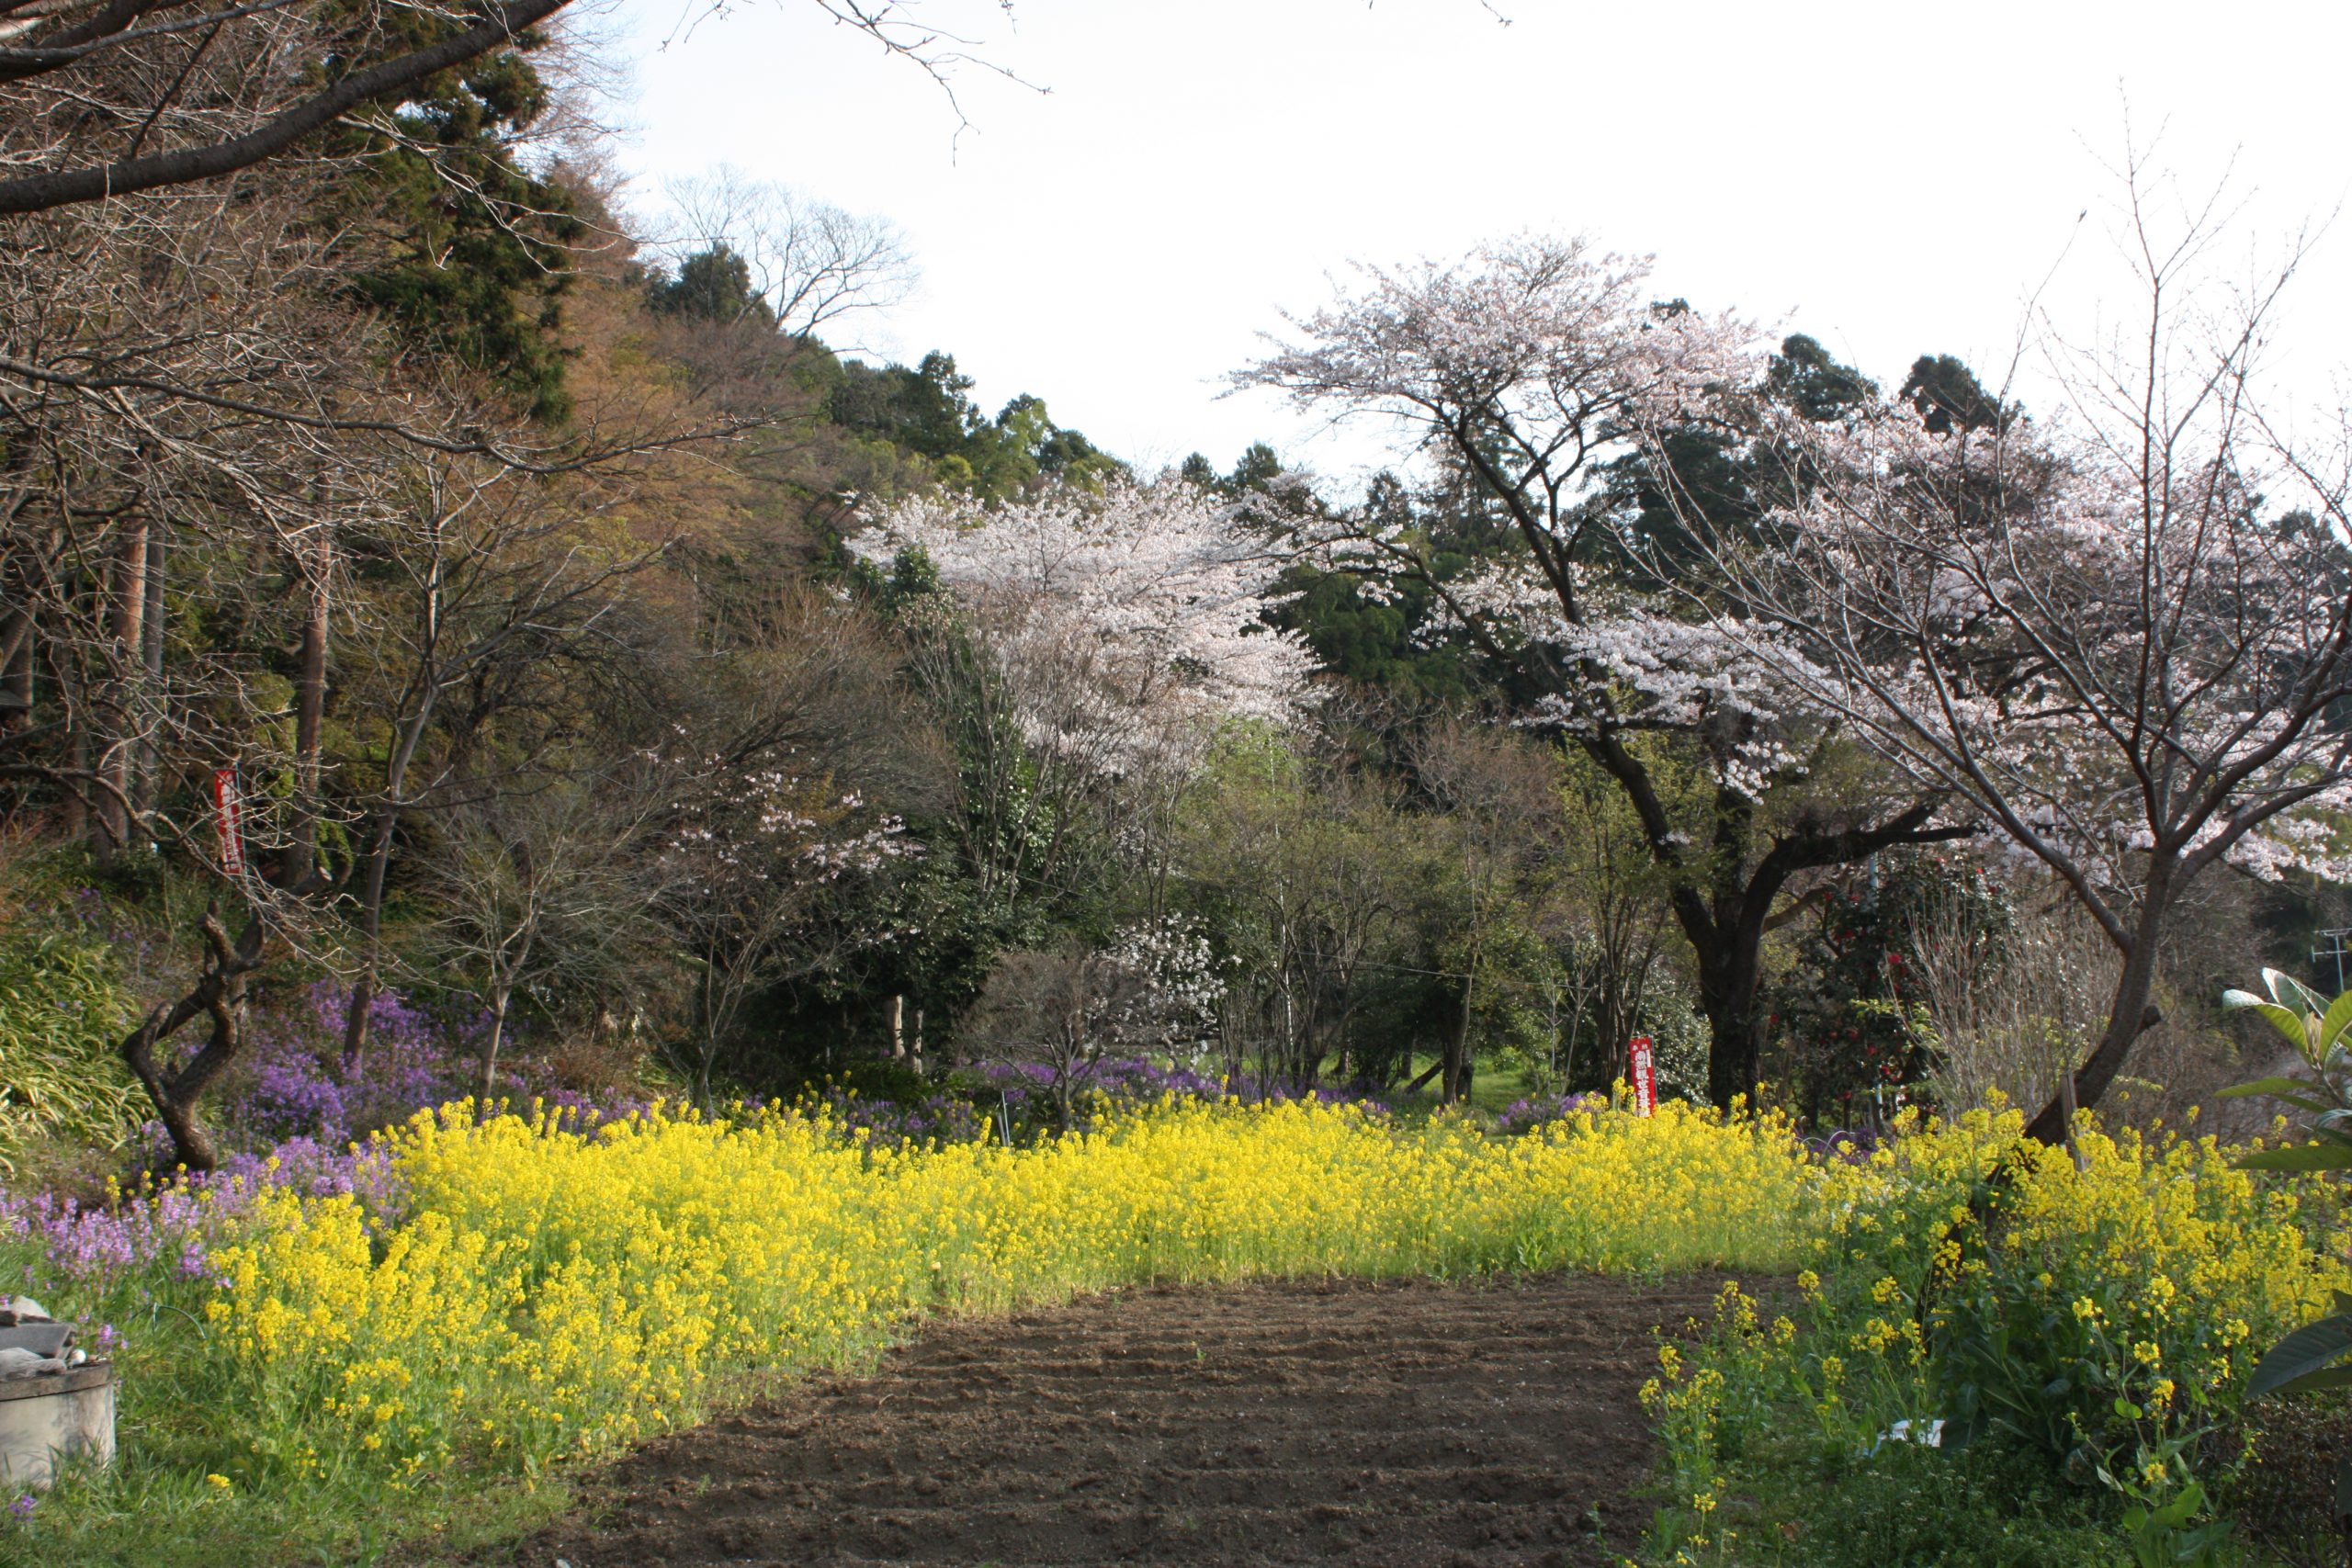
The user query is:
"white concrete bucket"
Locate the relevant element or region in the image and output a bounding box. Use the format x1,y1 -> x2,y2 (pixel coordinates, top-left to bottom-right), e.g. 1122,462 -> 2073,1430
0,1361 -> 117,1488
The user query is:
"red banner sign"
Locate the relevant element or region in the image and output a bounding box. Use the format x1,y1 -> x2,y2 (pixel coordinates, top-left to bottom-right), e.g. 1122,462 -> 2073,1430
212,766 -> 245,876
1628,1035 -> 1657,1116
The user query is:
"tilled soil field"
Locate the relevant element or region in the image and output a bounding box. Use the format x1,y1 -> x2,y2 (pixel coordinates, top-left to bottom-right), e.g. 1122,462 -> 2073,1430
526,1272 -> 1721,1568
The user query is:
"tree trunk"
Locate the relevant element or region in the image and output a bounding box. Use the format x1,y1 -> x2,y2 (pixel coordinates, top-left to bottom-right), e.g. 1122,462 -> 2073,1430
1443,971 -> 1476,1102
1695,910 -> 1769,1111
2024,877 -> 2170,1145
119,909 -> 266,1174
343,682 -> 439,1064
480,985 -> 510,1104
286,525 -> 331,890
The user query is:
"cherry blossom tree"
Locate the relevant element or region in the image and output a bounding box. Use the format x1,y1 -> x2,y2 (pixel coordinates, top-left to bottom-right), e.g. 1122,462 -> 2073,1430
1236,235 -> 1972,1107
966,915 -> 1224,1128
1657,172 -> 2352,1143
853,474 -> 1315,808
656,761 -> 916,1105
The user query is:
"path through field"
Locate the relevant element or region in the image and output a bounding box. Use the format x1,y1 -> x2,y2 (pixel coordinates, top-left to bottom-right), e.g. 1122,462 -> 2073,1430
526,1273 -> 1719,1567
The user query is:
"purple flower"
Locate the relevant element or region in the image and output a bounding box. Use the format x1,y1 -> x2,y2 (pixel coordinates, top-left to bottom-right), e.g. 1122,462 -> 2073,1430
1496,1092 -> 1609,1136
7,1494 -> 34,1521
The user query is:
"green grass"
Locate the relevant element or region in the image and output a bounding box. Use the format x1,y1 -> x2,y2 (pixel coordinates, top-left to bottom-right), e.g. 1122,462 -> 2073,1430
1649,1434 -> 2122,1567
1385,1055 -> 1539,1117
2,1454 -> 580,1568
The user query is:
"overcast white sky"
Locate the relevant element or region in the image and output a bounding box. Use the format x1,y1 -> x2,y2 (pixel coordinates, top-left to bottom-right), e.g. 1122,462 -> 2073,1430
603,0 -> 2352,490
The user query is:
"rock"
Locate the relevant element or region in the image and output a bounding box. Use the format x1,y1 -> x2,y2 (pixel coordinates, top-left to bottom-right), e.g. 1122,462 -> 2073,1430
0,1348 -> 66,1381
0,1325 -> 74,1359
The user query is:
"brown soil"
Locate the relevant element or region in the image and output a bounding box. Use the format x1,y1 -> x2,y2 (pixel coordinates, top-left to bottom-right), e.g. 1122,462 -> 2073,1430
523,1271 -> 1721,1568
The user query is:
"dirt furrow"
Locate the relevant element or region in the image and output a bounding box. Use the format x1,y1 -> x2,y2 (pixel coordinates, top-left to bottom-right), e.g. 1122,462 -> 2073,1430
524,1271 -> 1720,1567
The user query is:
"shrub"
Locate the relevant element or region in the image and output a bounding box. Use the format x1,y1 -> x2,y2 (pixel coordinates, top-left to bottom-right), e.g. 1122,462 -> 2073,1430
0,929 -> 143,1177
1643,1107 -> 2348,1563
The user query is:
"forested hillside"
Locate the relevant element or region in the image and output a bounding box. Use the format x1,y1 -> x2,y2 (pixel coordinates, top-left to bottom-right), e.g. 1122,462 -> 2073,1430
5,2 -> 2347,1190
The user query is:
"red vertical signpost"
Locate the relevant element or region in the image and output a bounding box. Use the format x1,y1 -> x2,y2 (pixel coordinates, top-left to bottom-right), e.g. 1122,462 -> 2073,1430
1627,1035 -> 1657,1116
212,766 -> 245,876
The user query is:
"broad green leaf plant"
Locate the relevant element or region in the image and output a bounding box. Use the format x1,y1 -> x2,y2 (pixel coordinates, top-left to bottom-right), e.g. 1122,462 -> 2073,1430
2221,968 -> 2352,1526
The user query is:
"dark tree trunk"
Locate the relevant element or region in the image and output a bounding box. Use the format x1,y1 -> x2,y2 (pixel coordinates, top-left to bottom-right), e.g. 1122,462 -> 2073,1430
343,675 -> 435,1065
2024,873 -> 2171,1146
136,525 -> 166,813
1442,972 -> 1476,1101
286,525 -> 331,890
119,909 -> 266,1174
1695,903 -> 1770,1111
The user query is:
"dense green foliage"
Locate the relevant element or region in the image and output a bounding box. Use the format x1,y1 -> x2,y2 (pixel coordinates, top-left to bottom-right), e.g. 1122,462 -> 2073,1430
0,927 -> 142,1177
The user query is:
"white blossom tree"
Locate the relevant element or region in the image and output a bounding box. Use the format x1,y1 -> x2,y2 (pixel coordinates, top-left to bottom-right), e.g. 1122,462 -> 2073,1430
966,915 -> 1224,1128
657,761 -> 917,1106
1236,235 -> 1972,1106
853,475 -> 1317,919
1658,171 -> 2352,1142
853,475 -> 1314,773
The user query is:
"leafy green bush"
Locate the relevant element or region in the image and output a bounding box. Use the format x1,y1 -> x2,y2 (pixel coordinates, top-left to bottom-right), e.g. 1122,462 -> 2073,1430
2220,969 -> 2352,1529
1801,1439 -> 2112,1568
0,928 -> 144,1176
1642,1107 -> 2345,1564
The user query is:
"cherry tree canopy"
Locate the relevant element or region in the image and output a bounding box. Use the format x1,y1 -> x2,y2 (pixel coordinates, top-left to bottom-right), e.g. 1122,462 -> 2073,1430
1651,181 -> 2352,1138
1701,404 -> 2352,895
851,476 -> 1315,780
1236,234 -> 1966,1108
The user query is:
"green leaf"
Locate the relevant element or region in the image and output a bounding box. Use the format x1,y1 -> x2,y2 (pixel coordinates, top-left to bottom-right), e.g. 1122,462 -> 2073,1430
2263,967 -> 2329,1015
2222,992 -> 2312,1051
2317,987 -> 2352,1056
2249,1312 -> 2352,1397
2218,1077 -> 2335,1111
2265,1365 -> 2352,1398
2235,1143 -> 2352,1173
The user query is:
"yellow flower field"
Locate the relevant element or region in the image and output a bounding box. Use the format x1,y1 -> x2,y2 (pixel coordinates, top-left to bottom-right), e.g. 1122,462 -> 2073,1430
14,1092 -> 2346,1568
200,1095 -> 1816,1480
